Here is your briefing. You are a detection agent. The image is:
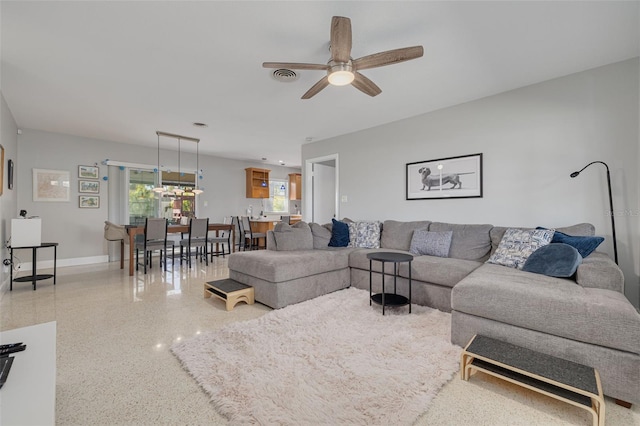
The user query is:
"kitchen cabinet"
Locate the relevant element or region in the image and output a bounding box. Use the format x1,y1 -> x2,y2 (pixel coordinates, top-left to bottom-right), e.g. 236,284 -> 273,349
246,168 -> 270,198
289,173 -> 302,200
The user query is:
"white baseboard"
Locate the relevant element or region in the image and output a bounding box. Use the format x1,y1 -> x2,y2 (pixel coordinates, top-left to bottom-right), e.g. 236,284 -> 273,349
19,255 -> 109,271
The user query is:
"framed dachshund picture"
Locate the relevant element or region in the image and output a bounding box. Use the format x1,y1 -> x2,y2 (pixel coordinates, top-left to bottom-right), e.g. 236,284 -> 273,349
406,153 -> 482,200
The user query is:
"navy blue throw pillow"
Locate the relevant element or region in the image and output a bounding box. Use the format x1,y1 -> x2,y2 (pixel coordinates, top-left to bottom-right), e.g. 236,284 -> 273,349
523,243 -> 582,278
537,227 -> 604,258
328,219 -> 350,247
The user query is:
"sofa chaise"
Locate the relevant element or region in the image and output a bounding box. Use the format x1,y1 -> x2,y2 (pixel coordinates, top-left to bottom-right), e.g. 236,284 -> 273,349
227,219 -> 640,405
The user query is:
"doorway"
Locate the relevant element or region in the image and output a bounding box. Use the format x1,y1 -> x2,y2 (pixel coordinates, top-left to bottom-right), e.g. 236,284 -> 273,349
304,154 -> 339,224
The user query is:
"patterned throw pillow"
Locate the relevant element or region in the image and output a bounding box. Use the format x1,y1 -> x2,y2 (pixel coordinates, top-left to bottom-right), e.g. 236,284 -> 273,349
347,221 -> 382,249
487,228 -> 554,269
409,230 -> 453,257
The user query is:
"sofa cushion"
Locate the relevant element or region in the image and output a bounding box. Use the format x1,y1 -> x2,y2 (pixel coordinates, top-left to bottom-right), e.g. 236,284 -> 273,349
522,243 -> 582,278
272,221 -> 313,251
409,230 -> 452,257
399,256 -> 482,288
451,263 -> 640,355
347,221 -> 382,248
348,248 -> 481,288
429,222 -> 493,261
310,222 -> 332,250
329,219 -> 350,247
228,249 -> 352,283
380,220 -> 431,251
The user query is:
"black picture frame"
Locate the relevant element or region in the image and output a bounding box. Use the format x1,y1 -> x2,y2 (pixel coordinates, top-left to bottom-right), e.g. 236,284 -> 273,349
406,153 -> 483,200
8,159 -> 14,190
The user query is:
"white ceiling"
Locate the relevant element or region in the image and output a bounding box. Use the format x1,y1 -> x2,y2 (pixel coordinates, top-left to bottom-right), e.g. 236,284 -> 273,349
2,1 -> 638,167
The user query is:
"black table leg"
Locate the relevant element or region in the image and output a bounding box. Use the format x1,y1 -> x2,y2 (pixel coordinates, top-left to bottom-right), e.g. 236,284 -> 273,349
53,245 -> 57,285
31,247 -> 37,291
369,259 -> 372,306
409,260 -> 412,314
382,261 -> 386,316
9,248 -> 13,291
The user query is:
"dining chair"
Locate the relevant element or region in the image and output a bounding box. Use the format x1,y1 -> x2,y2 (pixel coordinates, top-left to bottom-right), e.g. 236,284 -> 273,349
180,217 -> 209,267
232,216 -> 244,251
210,216 -> 232,258
103,221 -> 128,269
280,215 -> 291,225
241,216 -> 266,250
135,218 -> 173,274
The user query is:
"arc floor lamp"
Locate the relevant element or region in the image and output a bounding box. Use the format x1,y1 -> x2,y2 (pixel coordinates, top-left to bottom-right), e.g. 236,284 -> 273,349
570,161 -> 618,264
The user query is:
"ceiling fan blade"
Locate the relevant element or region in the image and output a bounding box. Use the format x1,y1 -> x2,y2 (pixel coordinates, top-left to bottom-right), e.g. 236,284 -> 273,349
262,62 -> 328,71
353,46 -> 424,71
330,16 -> 352,63
351,72 -> 382,97
302,76 -> 330,99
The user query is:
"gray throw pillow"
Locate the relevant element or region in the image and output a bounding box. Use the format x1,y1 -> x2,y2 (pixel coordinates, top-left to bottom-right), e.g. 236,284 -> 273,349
409,230 -> 453,257
273,221 -> 313,251
310,222 -> 332,250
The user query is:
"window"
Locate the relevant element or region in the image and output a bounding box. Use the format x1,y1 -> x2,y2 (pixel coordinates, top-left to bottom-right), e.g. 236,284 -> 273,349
129,170 -> 158,226
264,180 -> 289,214
128,169 -> 196,225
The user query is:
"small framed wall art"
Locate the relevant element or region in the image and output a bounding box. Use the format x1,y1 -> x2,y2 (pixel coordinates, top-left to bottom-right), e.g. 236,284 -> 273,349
406,153 -> 483,200
79,195 -> 100,208
78,165 -> 99,179
79,180 -> 100,193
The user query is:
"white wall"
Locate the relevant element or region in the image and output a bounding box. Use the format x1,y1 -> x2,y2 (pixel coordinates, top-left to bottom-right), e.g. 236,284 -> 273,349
302,58 -> 640,308
15,129 -> 300,264
0,92 -> 18,294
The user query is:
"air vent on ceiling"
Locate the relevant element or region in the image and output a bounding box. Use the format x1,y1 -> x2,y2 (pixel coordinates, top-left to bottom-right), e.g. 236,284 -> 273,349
272,69 -> 299,83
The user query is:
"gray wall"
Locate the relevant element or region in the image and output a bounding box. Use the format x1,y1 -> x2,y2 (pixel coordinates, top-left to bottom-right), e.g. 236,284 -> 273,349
15,129 -> 300,264
0,92 -> 18,293
302,58 -> 640,308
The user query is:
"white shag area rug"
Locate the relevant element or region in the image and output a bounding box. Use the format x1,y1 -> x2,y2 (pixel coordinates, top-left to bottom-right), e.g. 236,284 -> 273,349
171,287 -> 462,425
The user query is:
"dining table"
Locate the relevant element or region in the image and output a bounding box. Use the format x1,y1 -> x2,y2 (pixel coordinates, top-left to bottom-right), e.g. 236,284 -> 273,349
125,223 -> 234,276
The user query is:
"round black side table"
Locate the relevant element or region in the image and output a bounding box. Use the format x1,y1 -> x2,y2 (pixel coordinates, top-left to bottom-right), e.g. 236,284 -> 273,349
367,251 -> 413,315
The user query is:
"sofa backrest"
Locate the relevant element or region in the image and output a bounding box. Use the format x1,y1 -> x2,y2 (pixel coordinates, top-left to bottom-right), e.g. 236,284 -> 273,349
429,222 -> 493,261
380,220 -> 431,251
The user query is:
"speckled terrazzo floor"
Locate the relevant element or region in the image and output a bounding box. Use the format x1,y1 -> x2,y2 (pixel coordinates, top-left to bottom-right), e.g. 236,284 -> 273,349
1,259 -> 638,425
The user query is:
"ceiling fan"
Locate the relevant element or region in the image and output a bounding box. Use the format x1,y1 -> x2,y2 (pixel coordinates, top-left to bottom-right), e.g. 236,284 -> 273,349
263,16 -> 424,99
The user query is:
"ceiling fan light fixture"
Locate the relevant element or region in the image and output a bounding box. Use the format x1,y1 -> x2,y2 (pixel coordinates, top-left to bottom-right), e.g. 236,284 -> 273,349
327,61 -> 354,86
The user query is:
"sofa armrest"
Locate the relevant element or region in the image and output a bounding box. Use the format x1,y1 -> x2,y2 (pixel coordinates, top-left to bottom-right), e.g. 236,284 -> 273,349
576,252 -> 624,292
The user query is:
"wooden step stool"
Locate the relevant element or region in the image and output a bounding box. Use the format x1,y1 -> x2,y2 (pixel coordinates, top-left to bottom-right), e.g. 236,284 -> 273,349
204,279 -> 254,311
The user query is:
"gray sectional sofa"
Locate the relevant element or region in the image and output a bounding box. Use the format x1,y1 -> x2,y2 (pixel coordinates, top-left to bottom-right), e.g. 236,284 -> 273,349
227,219 -> 640,405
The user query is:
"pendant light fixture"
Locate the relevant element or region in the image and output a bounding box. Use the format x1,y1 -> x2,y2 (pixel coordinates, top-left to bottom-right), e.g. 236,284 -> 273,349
173,137 -> 184,195
192,140 -> 203,195
153,132 -> 164,193
155,131 -> 202,196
